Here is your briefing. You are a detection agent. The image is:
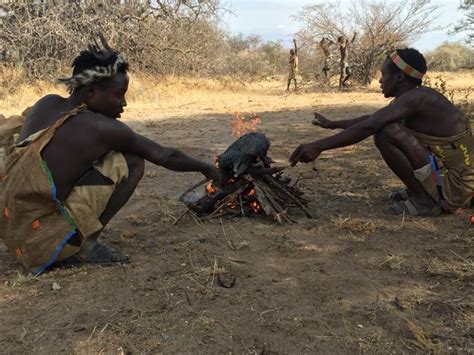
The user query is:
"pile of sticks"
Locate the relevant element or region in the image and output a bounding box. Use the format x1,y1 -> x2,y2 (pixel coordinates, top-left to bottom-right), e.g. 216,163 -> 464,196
180,167 -> 314,224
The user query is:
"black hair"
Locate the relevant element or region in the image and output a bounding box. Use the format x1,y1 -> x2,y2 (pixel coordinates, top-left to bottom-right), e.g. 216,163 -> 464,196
387,48 -> 426,86
71,50 -> 129,77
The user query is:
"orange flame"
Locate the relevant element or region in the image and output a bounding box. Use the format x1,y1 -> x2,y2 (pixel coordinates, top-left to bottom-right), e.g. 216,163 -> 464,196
250,201 -> 262,213
206,182 -> 217,194
231,112 -> 261,137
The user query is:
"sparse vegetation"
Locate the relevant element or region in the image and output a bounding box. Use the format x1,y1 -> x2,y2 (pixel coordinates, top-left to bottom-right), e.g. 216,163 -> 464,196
425,42 -> 474,71
296,0 -> 441,85
0,1 -> 288,84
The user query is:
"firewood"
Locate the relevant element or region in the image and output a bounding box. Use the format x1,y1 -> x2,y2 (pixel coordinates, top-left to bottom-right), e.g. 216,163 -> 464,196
260,175 -> 315,219
179,164 -> 312,223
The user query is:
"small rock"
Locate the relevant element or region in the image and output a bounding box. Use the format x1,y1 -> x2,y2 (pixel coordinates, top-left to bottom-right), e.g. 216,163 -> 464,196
52,282 -> 61,291
357,324 -> 364,329
217,274 -> 236,288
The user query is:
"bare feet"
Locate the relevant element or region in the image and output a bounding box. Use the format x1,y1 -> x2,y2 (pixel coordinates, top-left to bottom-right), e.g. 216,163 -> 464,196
78,241 -> 129,263
385,198 -> 441,216
59,240 -> 130,266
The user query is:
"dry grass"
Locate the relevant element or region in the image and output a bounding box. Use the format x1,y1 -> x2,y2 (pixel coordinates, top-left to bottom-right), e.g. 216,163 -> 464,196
379,254 -> 406,270
331,215 -> 378,234
407,320 -> 445,353
426,256 -> 473,280
1,70 -> 471,120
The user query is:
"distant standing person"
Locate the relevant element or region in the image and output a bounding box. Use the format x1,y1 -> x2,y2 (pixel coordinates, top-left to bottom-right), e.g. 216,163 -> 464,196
287,39 -> 298,92
338,32 -> 357,90
320,36 -> 334,79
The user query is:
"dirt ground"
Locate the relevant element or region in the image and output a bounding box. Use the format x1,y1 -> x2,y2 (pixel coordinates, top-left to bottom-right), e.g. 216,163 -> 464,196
0,76 -> 473,354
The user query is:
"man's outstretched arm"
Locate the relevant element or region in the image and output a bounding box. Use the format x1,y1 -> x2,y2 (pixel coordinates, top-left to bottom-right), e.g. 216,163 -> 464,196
293,39 -> 298,56
351,32 -> 357,44
290,94 -> 416,165
312,112 -> 371,130
97,119 -> 220,182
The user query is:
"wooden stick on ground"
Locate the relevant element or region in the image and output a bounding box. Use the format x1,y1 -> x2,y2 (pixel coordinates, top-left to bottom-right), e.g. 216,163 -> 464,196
254,181 -> 294,223
179,177 -> 209,202
172,208 -> 190,225
260,175 -> 315,219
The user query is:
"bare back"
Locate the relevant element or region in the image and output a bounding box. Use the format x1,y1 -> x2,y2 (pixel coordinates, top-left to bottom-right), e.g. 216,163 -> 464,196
18,95 -> 77,142
396,87 -> 467,137
320,39 -> 331,56
339,41 -> 349,62
18,95 -> 127,200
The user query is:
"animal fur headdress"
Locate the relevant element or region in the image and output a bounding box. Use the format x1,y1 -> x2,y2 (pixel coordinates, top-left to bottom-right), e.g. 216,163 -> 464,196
59,34 -> 128,93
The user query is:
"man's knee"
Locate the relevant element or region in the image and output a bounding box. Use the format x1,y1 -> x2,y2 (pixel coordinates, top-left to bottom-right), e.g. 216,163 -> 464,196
374,123 -> 403,147
124,153 -> 144,181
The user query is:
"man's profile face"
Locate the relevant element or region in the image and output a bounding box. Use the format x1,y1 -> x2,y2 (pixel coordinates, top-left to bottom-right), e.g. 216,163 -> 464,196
87,73 -> 129,119
379,58 -> 398,98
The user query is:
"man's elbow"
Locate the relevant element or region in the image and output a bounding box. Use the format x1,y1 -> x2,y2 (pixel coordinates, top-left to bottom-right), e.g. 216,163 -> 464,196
362,123 -> 379,136
158,147 -> 181,166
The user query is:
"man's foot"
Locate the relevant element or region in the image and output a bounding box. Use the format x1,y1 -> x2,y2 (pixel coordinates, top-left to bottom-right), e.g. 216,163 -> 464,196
60,241 -> 129,266
384,198 -> 441,217
389,189 -> 410,202
79,241 -> 129,263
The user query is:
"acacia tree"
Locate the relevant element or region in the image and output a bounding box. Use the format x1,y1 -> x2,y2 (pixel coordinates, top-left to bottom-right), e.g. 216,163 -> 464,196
425,42 -> 474,71
452,0 -> 473,46
0,0 -> 224,78
296,0 -> 440,85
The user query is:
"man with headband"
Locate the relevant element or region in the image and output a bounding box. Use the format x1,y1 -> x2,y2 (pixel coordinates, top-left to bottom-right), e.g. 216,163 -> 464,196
290,48 -> 473,216
0,35 -> 220,274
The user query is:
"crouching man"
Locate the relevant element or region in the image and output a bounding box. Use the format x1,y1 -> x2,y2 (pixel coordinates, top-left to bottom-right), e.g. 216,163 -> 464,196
290,48 -> 473,216
0,37 -> 220,274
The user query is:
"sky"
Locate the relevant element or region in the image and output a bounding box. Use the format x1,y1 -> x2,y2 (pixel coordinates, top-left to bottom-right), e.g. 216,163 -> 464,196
220,0 -> 467,52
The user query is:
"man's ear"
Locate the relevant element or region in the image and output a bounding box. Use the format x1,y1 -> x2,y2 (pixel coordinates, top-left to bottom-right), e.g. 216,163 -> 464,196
84,84 -> 98,100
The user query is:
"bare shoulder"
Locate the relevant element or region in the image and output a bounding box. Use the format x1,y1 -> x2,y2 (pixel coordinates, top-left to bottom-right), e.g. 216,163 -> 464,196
71,111 -> 109,128
76,112 -> 133,138
396,86 -> 446,106
31,94 -> 65,110
417,86 -> 443,97
25,94 -> 66,118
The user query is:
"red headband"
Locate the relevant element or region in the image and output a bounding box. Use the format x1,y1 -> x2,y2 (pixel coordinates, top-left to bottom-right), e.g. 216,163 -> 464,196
390,52 -> 425,80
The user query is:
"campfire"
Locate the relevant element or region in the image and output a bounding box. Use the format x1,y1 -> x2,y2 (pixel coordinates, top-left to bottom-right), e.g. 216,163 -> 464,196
180,131 -> 313,224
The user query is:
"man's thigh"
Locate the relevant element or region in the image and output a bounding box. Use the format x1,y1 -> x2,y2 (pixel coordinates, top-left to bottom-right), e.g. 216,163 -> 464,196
376,122 -> 430,169
63,152 -> 129,239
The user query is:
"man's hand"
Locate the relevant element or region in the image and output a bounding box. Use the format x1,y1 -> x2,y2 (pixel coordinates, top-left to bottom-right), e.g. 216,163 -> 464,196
202,164 -> 222,186
312,112 -> 335,129
289,142 -> 323,166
